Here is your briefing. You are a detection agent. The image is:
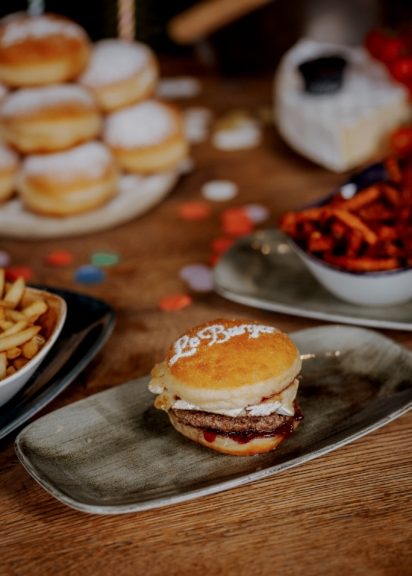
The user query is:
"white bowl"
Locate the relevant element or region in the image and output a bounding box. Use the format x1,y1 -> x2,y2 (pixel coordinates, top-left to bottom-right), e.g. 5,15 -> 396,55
292,241 -> 412,306
0,288 -> 67,407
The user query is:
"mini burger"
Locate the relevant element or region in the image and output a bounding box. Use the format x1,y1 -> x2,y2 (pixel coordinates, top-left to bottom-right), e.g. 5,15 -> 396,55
148,319 -> 303,456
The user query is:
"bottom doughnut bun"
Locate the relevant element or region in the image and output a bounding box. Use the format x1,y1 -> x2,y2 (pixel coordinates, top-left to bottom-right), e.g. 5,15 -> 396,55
168,411 -> 301,456
113,135 -> 188,174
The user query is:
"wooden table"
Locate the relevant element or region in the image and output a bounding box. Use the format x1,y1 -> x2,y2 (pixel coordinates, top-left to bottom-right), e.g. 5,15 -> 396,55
1,65 -> 411,576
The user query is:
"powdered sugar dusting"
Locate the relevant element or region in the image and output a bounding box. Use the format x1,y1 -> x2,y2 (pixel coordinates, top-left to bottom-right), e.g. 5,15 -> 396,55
169,322 -> 278,366
80,39 -> 152,87
0,85 -> 95,117
23,142 -> 112,181
0,14 -> 86,47
0,142 -> 18,170
104,100 -> 175,148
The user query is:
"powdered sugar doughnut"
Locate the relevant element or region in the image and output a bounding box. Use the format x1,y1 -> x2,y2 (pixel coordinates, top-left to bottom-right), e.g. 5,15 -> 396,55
104,100 -> 188,173
18,142 -> 118,217
0,142 -> 18,202
80,39 -> 159,112
0,84 -> 101,153
0,12 -> 90,87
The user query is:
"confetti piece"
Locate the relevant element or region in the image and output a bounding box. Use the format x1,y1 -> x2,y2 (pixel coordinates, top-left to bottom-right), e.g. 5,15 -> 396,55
184,107 -> 213,143
243,203 -> 270,224
159,293 -> 193,311
221,207 -> 254,236
157,77 -> 202,99
75,265 -> 106,285
210,236 -> 235,255
0,250 -> 10,267
91,252 -> 120,267
45,250 -> 73,267
5,266 -> 33,282
179,264 -> 214,292
201,180 -> 238,202
178,201 -> 212,221
212,111 -> 261,151
208,253 -> 221,267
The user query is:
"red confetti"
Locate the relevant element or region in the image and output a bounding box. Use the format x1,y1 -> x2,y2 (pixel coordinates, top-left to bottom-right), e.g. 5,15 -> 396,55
222,219 -> 254,236
210,236 -> 235,255
159,293 -> 193,311
221,207 -> 254,236
5,266 -> 33,282
178,201 -> 212,221
45,250 -> 73,267
208,253 -> 221,267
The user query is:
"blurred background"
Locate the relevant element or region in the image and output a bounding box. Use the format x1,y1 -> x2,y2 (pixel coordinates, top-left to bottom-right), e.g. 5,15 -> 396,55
1,0 -> 412,74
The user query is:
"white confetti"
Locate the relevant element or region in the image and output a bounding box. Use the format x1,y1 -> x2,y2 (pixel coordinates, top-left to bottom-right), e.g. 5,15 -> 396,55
201,180 -> 238,202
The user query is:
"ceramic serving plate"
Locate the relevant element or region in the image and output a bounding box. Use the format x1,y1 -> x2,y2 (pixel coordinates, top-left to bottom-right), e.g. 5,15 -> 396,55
214,228 -> 412,331
0,287 -> 115,442
0,170 -> 178,239
15,325 -> 412,515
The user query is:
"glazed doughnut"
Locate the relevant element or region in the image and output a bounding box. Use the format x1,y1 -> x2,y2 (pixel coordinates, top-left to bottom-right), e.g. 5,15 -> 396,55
0,84 -> 101,153
0,142 -> 18,202
0,12 -> 90,87
79,39 -> 159,112
18,142 -> 118,217
104,100 -> 188,173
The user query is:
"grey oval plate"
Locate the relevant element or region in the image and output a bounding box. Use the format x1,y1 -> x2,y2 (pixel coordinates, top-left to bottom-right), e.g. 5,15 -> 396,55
15,325 -> 412,515
214,228 -> 412,331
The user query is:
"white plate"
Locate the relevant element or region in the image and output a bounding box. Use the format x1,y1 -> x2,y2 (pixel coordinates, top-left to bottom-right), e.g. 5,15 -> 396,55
0,170 -> 179,239
214,229 -> 412,331
15,325 -> 412,515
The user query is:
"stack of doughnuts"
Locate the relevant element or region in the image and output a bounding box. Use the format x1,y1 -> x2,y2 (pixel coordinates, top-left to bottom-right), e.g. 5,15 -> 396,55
0,11 -> 188,218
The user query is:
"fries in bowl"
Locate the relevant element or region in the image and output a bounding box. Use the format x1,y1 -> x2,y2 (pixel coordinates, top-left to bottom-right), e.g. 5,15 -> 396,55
0,271 -> 66,406
279,156 -> 412,306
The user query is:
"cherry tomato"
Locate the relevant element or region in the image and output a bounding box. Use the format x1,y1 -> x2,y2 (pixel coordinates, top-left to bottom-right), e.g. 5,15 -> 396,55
388,56 -> 412,83
365,28 -> 407,63
390,126 -> 412,156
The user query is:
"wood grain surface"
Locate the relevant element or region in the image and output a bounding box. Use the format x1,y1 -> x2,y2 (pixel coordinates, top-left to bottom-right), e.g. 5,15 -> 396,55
0,64 -> 411,576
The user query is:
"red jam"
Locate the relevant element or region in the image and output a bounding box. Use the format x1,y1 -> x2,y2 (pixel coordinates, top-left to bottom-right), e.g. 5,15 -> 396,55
203,430 -> 217,443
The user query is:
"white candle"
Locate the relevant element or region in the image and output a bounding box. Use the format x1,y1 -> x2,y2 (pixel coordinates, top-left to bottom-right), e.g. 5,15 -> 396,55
27,0 -> 45,16
117,0 -> 135,41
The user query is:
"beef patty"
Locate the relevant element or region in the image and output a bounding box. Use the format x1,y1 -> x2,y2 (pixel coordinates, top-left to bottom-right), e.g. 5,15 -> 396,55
170,403 -> 302,435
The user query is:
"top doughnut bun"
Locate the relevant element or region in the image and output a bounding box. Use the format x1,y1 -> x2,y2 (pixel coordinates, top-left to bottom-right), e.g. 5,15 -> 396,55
162,319 -> 301,412
0,12 -> 90,87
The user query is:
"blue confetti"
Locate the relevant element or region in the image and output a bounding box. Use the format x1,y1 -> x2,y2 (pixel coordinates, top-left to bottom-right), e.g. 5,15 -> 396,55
75,265 -> 106,284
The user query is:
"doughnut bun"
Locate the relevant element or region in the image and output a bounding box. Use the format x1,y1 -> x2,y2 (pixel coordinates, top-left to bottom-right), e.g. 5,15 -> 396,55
104,99 -> 188,174
168,411 -> 300,456
18,141 -> 118,217
149,319 -> 303,456
0,142 -> 18,202
0,12 -> 90,87
0,84 -> 101,153
80,39 -> 159,112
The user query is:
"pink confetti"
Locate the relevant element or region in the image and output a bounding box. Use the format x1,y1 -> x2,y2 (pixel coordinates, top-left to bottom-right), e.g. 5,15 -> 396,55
180,263 -> 214,292
243,203 -> 270,223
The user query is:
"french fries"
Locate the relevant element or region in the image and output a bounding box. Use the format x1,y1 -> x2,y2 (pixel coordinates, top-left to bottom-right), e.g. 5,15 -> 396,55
279,155 -> 412,272
0,271 -> 49,381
